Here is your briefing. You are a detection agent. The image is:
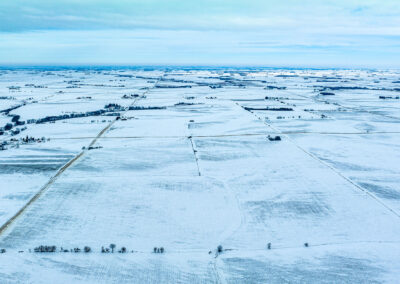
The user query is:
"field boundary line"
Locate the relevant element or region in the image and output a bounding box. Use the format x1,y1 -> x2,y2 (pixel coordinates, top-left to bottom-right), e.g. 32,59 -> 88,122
0,80 -> 160,237
234,101 -> 400,219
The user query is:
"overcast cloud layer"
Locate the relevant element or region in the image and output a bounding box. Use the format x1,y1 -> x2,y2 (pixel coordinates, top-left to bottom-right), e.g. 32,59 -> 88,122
0,0 -> 399,67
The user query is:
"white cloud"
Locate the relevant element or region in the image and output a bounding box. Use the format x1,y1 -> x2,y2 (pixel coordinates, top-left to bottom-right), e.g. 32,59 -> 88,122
0,1 -> 399,66
0,29 -> 399,67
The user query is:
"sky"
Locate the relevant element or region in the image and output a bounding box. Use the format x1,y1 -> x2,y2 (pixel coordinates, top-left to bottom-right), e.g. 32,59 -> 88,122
0,0 -> 399,67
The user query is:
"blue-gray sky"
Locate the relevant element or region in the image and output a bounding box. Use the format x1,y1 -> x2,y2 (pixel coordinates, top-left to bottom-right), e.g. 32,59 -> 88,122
0,0 -> 399,67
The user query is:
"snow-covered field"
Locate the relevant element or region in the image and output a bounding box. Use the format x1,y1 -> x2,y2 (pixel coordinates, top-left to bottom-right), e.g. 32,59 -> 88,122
0,68 -> 400,283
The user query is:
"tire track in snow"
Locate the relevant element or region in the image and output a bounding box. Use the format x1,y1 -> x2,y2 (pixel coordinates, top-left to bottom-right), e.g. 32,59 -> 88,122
215,180 -> 245,245
212,257 -> 227,284
207,179 -> 244,284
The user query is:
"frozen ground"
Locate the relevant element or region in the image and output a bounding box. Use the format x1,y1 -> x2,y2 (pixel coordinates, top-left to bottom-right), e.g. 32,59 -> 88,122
0,68 -> 400,283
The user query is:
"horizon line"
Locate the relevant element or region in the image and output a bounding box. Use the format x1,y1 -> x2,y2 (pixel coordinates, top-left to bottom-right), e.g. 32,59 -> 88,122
0,64 -> 397,71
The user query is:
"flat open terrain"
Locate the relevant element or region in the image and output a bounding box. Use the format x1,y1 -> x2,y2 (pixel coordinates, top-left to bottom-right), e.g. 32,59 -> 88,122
0,68 -> 400,283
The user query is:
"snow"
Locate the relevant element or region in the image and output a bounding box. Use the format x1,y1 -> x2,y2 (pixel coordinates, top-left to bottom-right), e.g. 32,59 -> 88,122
0,68 -> 400,283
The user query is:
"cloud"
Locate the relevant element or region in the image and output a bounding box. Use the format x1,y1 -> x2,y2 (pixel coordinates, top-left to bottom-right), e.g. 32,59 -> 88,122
0,0 -> 399,34
0,29 -> 399,67
0,1 -> 399,66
